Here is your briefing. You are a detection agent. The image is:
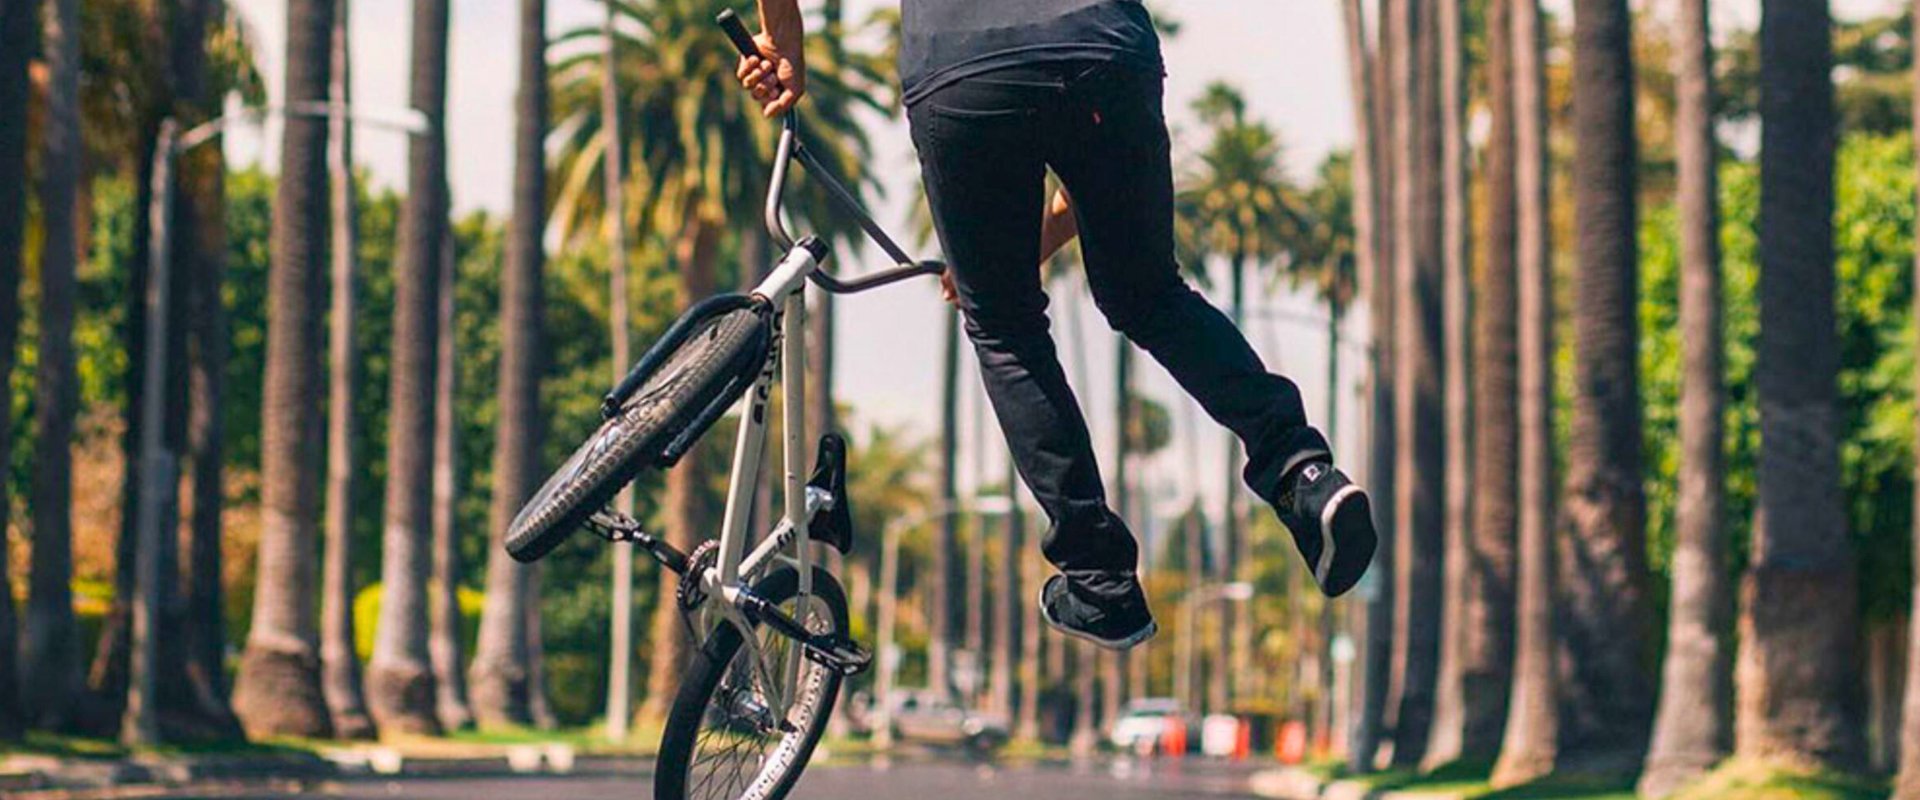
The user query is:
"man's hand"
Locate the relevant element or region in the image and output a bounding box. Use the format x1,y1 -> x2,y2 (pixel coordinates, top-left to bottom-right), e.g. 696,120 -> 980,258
739,0 -> 807,118
737,34 -> 805,117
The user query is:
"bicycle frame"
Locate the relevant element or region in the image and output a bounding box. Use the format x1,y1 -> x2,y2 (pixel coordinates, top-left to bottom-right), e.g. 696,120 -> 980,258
663,111 -> 942,721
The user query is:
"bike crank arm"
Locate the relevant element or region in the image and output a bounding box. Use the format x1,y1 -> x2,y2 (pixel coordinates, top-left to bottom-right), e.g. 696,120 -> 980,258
732,589 -> 873,677
587,510 -> 691,575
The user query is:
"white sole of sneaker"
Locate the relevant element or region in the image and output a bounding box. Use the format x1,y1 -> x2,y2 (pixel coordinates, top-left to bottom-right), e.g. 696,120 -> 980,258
1315,484 -> 1365,586
1038,581 -> 1158,652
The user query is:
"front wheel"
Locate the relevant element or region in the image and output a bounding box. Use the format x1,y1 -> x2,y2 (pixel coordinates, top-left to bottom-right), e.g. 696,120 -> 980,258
654,566 -> 849,800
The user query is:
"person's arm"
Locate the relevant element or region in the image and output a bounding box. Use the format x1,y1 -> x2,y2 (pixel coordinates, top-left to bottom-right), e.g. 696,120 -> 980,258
942,188 -> 1080,305
737,0 -> 807,117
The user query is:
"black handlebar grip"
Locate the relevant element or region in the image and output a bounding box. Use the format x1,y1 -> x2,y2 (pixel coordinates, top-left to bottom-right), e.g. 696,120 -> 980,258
716,9 -> 760,58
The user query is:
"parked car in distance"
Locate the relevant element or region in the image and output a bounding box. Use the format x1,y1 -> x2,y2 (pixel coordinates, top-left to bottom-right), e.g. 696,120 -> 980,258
1109,697 -> 1188,751
880,689 -> 1011,754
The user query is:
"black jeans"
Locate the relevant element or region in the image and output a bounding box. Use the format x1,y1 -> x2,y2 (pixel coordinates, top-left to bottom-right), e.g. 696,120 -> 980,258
908,61 -> 1331,604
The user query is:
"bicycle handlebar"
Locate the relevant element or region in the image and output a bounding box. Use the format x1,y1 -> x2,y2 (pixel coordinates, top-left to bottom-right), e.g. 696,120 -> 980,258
715,9 -> 946,295
716,9 -> 761,60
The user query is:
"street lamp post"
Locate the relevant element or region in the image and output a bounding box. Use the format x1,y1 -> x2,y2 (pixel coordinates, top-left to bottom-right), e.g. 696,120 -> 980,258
122,105 -> 430,745
873,496 -> 1012,752
1177,580 -> 1254,721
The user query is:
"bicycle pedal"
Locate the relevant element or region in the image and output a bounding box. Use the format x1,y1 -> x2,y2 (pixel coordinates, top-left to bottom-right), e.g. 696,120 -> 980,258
802,636 -> 873,677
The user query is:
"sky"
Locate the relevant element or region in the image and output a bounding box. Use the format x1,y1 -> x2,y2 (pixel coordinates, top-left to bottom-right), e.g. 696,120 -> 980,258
223,0 -> 1903,542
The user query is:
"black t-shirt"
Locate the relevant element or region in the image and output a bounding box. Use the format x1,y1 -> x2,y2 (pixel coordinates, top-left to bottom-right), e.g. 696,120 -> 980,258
899,0 -> 1164,106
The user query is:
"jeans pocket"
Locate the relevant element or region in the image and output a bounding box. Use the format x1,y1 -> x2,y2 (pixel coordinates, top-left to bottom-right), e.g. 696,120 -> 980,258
925,102 -> 1032,121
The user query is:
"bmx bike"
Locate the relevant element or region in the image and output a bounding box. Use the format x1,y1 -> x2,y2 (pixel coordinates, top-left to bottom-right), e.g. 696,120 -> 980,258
503,11 -> 946,799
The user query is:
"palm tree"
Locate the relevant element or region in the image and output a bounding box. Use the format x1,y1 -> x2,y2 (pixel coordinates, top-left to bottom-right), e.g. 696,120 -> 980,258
1388,0 -> 1445,767
320,0 -> 375,740
992,464 -> 1023,718
368,0 -> 451,736
1559,0 -> 1654,772
1108,342 -> 1132,723
471,0 -> 548,728
233,0 -> 335,738
1738,0 -> 1863,771
1340,0 -> 1394,770
601,0 -> 638,741
181,0 -> 240,734
25,0 -> 84,733
1900,8 -> 1920,796
0,0 -> 30,743
1432,0 -> 1515,768
1490,0 -> 1557,784
1639,0 -> 1730,793
430,221 -> 472,731
1424,0 -> 1476,770
1175,81 -> 1302,714
932,312 -> 961,695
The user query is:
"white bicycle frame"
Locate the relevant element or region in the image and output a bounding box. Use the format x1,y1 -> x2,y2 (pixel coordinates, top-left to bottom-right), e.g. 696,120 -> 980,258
692,244 -> 826,718
680,131 -> 939,723
665,18 -> 944,717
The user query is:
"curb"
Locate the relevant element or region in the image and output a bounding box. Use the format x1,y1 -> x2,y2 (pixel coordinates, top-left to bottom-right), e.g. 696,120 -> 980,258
0,746 -> 652,794
1249,768 -> 1471,800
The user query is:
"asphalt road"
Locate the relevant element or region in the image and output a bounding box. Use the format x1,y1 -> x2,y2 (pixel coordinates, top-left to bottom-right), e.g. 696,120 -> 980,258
124,758 -> 1270,799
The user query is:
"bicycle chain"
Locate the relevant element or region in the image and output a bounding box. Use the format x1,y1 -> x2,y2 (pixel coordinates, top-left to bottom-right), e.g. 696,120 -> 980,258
677,540 -> 721,611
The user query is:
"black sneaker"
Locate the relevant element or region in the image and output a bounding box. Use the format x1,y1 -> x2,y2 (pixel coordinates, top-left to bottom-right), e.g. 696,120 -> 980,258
1276,461 -> 1377,598
1039,575 -> 1157,651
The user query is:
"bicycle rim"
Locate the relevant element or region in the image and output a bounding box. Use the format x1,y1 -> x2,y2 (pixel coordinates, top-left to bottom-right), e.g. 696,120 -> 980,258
683,591 -> 838,800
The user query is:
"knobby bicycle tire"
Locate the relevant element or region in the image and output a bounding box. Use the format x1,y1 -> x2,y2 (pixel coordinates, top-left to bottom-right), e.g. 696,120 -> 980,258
654,566 -> 848,800
505,307 -> 765,563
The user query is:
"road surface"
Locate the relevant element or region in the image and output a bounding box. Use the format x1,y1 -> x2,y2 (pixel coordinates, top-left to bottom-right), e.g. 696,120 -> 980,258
112,757 -> 1272,799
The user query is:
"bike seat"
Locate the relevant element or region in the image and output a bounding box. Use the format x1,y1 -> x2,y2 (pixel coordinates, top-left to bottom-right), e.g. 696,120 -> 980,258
807,434 -> 853,555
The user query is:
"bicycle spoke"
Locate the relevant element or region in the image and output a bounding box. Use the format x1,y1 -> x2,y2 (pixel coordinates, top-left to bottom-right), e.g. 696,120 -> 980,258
683,586 -> 837,800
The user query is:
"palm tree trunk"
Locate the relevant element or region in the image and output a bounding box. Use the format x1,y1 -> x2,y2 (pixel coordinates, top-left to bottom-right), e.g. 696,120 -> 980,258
603,0 -> 637,740
1017,520 -> 1043,739
1425,0 -> 1476,770
95,8 -> 170,733
1558,0 -> 1654,774
321,2 -> 375,740
1071,642 -> 1098,754
182,1 -> 237,735
1437,0 -> 1519,768
1343,0 -> 1394,770
993,462 -> 1022,717
1390,0 -> 1445,768
1213,258 -> 1246,716
25,0 -> 83,733
430,221 -> 473,732
368,0 -> 451,736
967,383 -> 987,703
1490,0 -> 1557,784
156,0 -> 210,723
1108,338 -> 1132,723
1738,0 -> 1864,771
640,220 -> 721,724
1897,7 -> 1920,796
932,309 -> 961,695
471,0 -> 548,729
233,0 -> 336,739
0,0 -> 30,743
1639,0 -> 1730,793
1889,6 -> 1920,790
527,565 -> 557,730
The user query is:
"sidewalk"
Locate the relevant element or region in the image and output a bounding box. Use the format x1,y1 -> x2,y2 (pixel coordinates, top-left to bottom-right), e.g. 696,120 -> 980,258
0,740 -> 651,797
1248,767 -> 1478,800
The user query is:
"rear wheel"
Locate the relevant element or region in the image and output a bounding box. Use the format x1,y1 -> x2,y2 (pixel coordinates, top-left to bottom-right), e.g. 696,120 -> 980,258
504,307 -> 763,562
654,567 -> 848,800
